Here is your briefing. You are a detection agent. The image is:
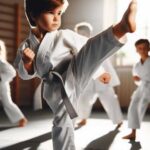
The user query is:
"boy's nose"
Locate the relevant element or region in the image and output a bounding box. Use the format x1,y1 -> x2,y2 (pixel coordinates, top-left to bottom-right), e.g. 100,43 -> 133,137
54,15 -> 59,21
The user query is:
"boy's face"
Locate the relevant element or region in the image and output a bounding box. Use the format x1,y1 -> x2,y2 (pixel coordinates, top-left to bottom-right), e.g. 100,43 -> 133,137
136,43 -> 149,57
35,5 -> 63,32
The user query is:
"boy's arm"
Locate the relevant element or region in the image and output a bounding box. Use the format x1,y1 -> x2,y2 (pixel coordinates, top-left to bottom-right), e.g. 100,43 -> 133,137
23,61 -> 34,75
101,60 -> 120,86
132,63 -> 141,86
22,47 -> 35,75
0,61 -> 16,82
14,42 -> 37,80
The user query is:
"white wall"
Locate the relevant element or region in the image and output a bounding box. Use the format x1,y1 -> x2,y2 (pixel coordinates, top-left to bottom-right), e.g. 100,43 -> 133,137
62,0 -> 104,36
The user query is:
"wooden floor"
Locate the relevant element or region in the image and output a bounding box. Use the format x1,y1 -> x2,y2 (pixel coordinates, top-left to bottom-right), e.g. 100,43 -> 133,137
0,108 -> 149,150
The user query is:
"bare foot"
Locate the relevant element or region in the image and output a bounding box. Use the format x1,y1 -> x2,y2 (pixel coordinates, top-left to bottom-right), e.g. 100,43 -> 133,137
113,0 -> 137,38
122,133 -> 136,140
116,122 -> 123,129
18,118 -> 28,127
77,119 -> 87,127
122,0 -> 137,32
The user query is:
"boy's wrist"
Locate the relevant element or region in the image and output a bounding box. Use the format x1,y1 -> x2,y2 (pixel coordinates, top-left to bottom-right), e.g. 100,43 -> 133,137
23,58 -> 33,65
23,60 -> 34,75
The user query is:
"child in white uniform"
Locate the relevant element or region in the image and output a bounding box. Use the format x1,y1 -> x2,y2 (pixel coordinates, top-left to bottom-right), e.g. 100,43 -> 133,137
74,22 -> 123,128
14,0 -> 137,149
0,40 -> 27,127
123,39 -> 150,140
76,60 -> 123,129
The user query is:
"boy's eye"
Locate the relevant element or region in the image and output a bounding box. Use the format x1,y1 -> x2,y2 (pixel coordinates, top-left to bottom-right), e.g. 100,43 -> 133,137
58,11 -> 62,15
46,11 -> 62,16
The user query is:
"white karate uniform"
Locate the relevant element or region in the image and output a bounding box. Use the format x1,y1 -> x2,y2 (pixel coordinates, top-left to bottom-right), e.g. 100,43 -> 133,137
77,59 -> 123,124
0,56 -> 25,123
0,40 -> 6,60
33,81 -> 42,110
128,57 -> 150,129
14,27 -> 124,150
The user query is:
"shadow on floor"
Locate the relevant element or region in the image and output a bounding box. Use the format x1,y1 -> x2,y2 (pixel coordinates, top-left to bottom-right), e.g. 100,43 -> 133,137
0,125 -> 18,131
1,132 -> 52,150
74,125 -> 83,130
85,128 -> 119,150
129,140 -> 142,150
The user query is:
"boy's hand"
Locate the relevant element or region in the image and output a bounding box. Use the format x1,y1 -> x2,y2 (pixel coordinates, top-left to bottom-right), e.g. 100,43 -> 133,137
22,48 -> 35,64
133,75 -> 140,81
98,72 -> 111,84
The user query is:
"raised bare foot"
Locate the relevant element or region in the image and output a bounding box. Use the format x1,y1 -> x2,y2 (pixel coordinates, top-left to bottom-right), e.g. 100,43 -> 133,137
113,0 -> 137,38
121,0 -> 137,33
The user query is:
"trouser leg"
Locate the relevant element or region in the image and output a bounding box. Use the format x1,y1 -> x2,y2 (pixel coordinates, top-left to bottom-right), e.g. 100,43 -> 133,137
1,83 -> 24,123
67,27 -> 124,97
128,89 -> 141,129
52,101 -> 75,150
98,87 -> 123,124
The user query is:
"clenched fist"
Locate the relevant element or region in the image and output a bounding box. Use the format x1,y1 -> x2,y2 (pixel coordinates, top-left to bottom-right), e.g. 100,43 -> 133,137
133,75 -> 140,81
22,48 -> 35,64
98,72 -> 111,84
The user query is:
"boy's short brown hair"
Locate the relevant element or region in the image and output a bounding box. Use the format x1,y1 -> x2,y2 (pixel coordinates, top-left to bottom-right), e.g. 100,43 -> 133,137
25,0 -> 65,27
135,39 -> 150,47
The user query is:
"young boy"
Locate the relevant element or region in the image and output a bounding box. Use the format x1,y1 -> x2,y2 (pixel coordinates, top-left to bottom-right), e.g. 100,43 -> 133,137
0,40 -> 27,127
123,39 -> 150,140
14,0 -> 137,149
74,22 -> 123,129
76,59 -> 123,129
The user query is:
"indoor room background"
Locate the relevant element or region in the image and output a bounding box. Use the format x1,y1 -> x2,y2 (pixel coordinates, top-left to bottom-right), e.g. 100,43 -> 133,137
0,0 -> 149,111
